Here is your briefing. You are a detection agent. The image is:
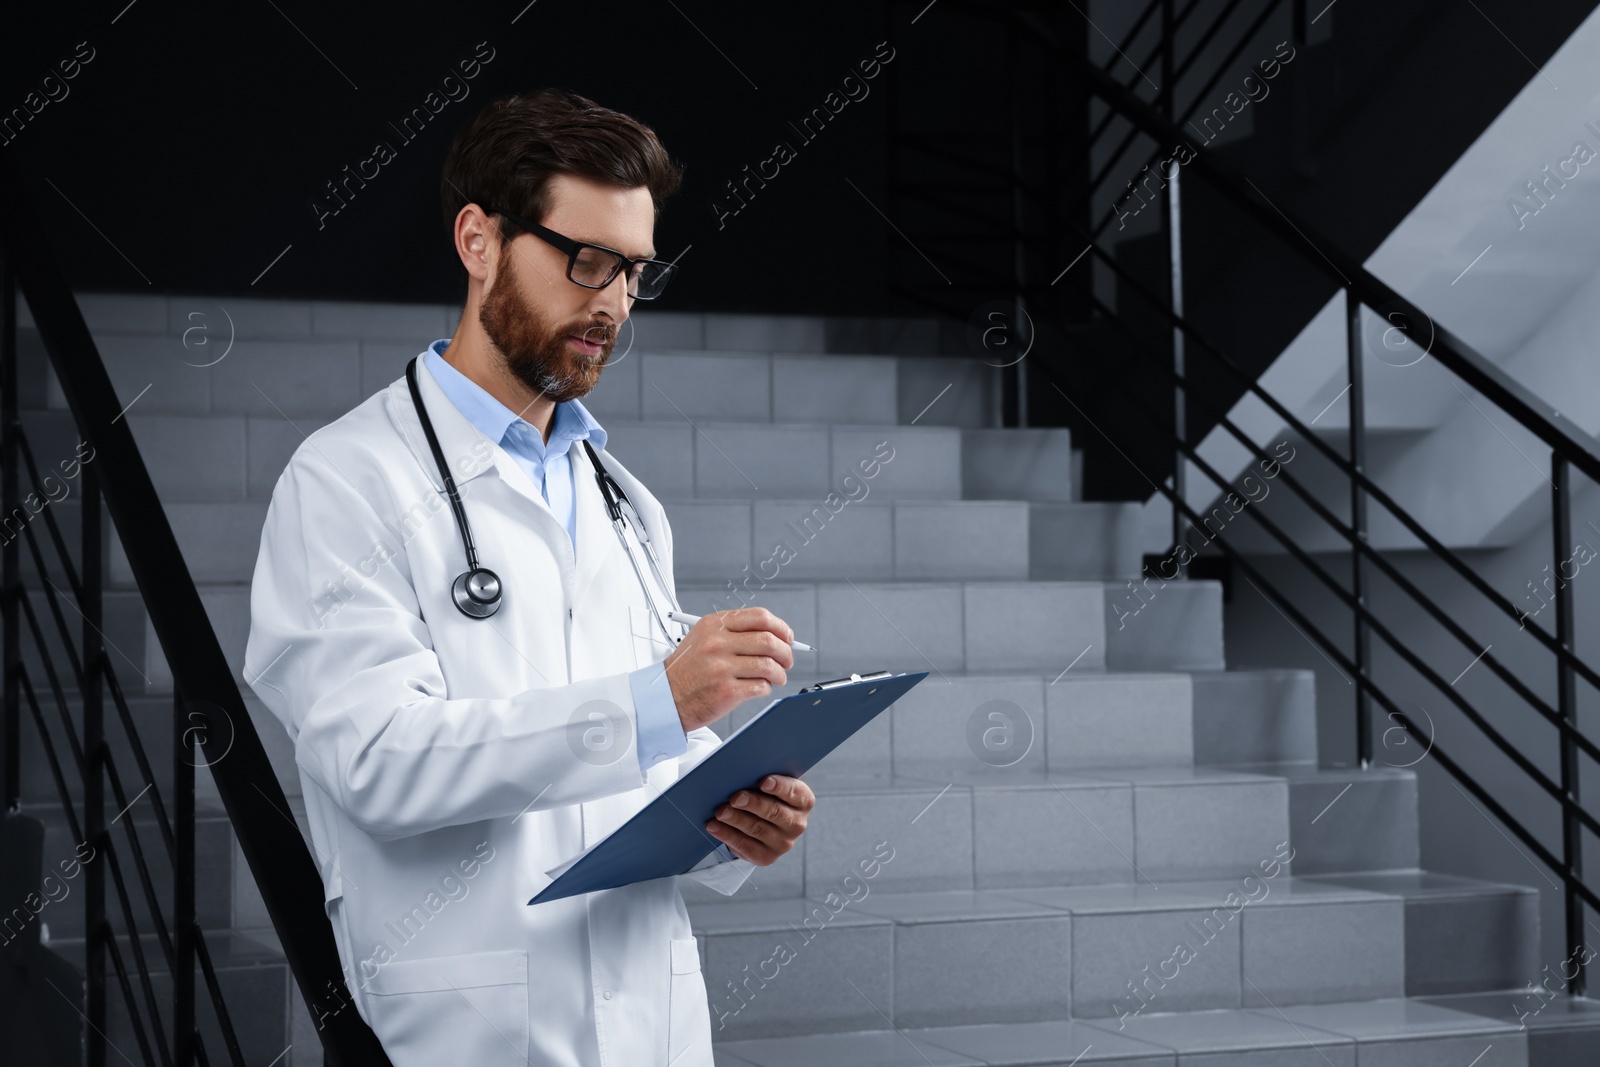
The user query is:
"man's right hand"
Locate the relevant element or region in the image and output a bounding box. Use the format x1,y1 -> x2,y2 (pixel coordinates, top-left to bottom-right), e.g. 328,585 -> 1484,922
663,607 -> 795,732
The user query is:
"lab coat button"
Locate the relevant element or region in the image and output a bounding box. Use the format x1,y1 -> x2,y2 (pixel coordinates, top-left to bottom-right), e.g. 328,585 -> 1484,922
603,989 -> 612,1000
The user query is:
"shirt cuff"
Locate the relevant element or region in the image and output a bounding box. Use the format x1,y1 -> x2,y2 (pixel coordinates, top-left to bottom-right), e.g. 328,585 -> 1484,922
629,662 -> 688,775
688,841 -> 740,869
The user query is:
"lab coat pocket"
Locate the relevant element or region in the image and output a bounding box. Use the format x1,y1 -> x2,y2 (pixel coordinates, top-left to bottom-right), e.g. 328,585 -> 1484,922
629,603 -> 676,670
362,948 -> 528,1065
668,935 -> 711,1065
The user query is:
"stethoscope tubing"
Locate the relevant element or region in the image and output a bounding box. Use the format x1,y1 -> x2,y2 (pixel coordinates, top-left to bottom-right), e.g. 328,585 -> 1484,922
406,355 -> 684,639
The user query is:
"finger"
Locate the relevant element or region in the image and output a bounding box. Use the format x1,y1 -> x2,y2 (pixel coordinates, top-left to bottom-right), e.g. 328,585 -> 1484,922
720,792 -> 798,833
760,774 -> 815,812
713,809 -> 787,857
713,804 -> 785,845
720,607 -> 795,644
729,654 -> 787,687
724,630 -> 794,670
705,819 -> 767,863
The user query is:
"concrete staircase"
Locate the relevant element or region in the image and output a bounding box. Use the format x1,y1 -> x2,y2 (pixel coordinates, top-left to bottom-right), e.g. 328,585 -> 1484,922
13,296 -> 1600,1065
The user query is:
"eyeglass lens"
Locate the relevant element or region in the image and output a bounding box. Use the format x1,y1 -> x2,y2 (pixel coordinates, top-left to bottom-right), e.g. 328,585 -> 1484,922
570,246 -> 673,298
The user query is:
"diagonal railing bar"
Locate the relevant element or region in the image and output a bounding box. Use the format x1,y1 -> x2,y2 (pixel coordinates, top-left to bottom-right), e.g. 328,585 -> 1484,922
18,589 -> 86,774
1087,0 -> 1206,141
193,927 -> 248,1067
100,840 -> 175,1067
19,521 -> 88,691
14,427 -> 86,604
101,754 -> 178,971
103,925 -> 163,1067
103,663 -> 178,862
20,665 -> 85,844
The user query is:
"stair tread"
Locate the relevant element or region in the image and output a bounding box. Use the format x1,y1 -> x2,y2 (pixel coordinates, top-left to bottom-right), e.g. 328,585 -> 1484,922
687,873 -> 1526,926
41,928 -> 284,974
713,994 -> 1592,1064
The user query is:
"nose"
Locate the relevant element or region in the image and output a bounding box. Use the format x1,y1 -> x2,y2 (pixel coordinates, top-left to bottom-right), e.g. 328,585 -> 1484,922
589,270 -> 633,325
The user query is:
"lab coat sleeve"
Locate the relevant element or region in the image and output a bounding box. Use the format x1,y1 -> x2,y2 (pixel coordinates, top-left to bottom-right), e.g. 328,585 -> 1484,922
244,446 -> 654,841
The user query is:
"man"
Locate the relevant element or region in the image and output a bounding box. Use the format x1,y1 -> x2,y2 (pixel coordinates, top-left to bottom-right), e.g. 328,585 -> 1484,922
244,87 -> 813,1067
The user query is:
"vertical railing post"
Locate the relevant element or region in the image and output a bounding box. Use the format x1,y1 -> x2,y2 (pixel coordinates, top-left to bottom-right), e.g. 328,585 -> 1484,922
1552,452 -> 1584,994
81,458 -> 106,1066
174,688 -> 195,1064
1007,18 -> 1028,429
1291,0 -> 1313,177
1346,289 -> 1371,766
1161,0 -> 1188,576
1,255 -> 17,813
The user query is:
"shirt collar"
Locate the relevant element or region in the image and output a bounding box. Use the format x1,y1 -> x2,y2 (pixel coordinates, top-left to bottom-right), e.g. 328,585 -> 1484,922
423,338 -> 607,456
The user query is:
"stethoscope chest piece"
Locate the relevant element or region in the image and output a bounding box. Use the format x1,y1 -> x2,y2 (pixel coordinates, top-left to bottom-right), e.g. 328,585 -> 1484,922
452,567 -> 503,618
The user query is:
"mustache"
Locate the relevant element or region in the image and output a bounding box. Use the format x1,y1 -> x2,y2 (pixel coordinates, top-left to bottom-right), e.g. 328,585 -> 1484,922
571,322 -> 618,345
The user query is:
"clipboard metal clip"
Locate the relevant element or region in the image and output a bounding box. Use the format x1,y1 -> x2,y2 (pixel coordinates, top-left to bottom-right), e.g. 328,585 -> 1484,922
799,670 -> 893,693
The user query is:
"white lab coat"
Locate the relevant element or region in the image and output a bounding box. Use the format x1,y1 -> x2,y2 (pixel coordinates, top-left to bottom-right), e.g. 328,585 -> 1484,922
243,354 -> 755,1067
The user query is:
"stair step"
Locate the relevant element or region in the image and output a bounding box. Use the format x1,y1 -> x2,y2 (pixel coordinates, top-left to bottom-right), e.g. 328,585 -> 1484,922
960,429 -> 1074,502
715,1018 -> 1167,1066
18,298 -> 950,355
886,671 -> 1195,777
1423,992 -> 1600,1065
39,929 -> 292,1065
683,766 -> 1289,904
1276,764 -> 1422,874
38,326 -> 992,429
711,995 -> 1574,1067
14,692 -> 177,808
1028,502 -> 1143,580
22,406 -> 1072,504
689,874 -> 1540,1042
1191,668 -> 1318,765
1311,871 -> 1541,997
105,496 -> 1141,588
19,800 -> 235,942
144,579 -> 1225,694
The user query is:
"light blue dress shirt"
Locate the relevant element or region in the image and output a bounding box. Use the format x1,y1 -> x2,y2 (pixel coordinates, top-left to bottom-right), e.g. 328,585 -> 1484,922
422,341 -> 706,792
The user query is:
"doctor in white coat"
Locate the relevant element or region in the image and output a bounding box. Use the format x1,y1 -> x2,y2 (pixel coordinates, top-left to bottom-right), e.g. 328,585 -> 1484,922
244,88 -> 814,1067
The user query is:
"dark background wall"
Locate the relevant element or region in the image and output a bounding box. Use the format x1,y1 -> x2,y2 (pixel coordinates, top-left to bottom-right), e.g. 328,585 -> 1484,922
1,0 -> 921,313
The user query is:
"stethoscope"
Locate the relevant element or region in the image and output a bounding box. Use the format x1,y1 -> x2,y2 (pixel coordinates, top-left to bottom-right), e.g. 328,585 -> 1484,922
405,355 -> 685,644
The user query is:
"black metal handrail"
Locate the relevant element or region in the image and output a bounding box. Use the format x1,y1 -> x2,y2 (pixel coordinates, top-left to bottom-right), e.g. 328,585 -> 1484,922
0,150 -> 392,1064
887,0 -> 1599,996
1065,0 -> 1598,995
1052,252 -> 1600,835
1029,344 -> 1600,928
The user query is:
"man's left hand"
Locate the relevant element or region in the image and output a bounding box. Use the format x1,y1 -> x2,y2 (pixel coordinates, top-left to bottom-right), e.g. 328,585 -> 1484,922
706,775 -> 813,865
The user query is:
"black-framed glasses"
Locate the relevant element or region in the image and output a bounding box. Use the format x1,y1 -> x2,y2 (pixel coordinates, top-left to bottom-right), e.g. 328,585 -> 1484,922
481,204 -> 677,300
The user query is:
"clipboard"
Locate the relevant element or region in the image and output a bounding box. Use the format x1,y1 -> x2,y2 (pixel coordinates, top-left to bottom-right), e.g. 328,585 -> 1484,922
528,669 -> 928,905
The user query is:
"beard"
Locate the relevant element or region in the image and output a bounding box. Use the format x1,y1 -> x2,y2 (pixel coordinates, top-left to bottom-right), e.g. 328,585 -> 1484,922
477,250 -> 617,404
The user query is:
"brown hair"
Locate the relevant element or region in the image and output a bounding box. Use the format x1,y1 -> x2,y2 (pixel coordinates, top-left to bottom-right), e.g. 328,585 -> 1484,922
440,88 -> 684,263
